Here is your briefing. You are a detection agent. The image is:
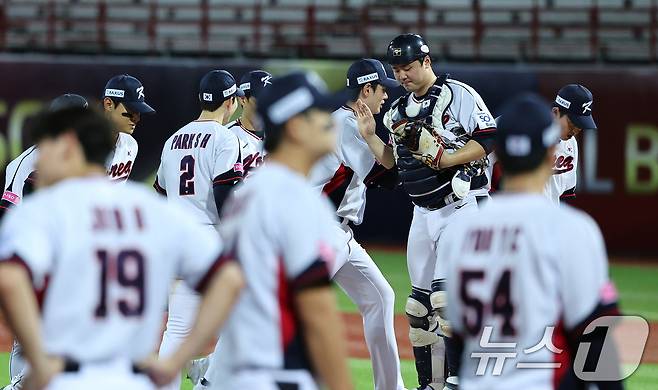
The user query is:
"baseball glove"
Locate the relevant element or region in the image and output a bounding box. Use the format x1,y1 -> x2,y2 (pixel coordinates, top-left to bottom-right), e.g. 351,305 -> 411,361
392,120 -> 446,170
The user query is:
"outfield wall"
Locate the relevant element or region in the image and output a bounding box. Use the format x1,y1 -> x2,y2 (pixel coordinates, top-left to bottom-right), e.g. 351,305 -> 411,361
0,55 -> 656,255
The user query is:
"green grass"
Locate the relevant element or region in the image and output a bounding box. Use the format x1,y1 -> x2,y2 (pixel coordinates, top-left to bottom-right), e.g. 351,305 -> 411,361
334,251 -> 658,321
2,250 -> 657,389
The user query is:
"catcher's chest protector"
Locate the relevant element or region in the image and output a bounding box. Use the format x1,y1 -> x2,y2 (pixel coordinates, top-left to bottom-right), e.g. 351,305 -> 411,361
389,75 -> 461,209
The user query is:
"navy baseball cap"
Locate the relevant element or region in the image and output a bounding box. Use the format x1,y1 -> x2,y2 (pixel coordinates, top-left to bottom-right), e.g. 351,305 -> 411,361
554,84 -> 596,130
496,93 -> 560,173
103,74 -> 155,114
346,59 -> 399,89
239,70 -> 273,99
257,71 -> 351,130
49,94 -> 88,112
199,70 -> 244,106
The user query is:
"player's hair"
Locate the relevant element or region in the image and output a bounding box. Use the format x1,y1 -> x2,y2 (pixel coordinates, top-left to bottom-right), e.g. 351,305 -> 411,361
552,103 -> 568,117
349,81 -> 381,102
29,107 -> 115,166
200,96 -> 234,112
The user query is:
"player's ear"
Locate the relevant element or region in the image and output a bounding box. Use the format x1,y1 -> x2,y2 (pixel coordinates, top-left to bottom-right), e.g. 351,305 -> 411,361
102,97 -> 115,112
422,56 -> 432,69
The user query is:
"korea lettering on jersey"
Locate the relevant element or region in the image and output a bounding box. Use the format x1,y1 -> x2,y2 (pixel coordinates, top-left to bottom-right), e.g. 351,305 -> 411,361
107,133 -> 138,182
216,163 -> 337,381
310,106 -> 375,225
545,137 -> 578,204
227,119 -> 264,177
441,194 -> 618,390
0,178 -> 223,363
154,120 -> 243,226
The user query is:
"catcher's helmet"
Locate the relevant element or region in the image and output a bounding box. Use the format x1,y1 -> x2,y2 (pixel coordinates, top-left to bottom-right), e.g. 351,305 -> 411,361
386,34 -> 430,65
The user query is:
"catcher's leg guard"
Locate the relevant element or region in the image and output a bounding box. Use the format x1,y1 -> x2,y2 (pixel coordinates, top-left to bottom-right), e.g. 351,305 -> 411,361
407,287 -> 441,388
430,279 -> 460,378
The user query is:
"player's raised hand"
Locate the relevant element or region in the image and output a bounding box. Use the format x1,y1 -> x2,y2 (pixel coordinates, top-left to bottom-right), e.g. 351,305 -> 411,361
355,99 -> 376,139
24,356 -> 63,390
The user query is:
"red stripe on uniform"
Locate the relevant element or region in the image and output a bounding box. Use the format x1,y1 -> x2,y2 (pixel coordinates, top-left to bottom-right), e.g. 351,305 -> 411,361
552,318 -> 570,390
194,255 -> 233,293
322,164 -> 353,195
278,257 -> 296,349
2,254 -> 50,311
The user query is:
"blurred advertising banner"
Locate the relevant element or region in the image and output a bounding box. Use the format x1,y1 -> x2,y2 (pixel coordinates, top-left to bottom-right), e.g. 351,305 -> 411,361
0,55 -> 656,255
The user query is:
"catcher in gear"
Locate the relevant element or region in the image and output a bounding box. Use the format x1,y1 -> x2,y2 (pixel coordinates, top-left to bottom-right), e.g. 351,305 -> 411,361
360,33 -> 497,390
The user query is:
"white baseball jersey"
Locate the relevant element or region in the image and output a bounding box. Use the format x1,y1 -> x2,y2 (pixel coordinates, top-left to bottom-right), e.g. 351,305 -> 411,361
2,146 -> 39,210
227,119 -> 265,177
107,133 -> 138,182
545,137 -> 578,204
0,176 -> 223,363
442,193 -> 617,390
154,120 -> 243,227
384,78 -> 495,202
218,162 -> 337,373
1,135 -> 137,214
310,106 -> 375,225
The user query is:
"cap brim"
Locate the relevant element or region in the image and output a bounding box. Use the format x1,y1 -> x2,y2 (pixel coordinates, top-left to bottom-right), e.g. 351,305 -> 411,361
235,88 -> 245,98
380,77 -> 400,89
123,101 -> 156,114
568,113 -> 596,130
313,88 -> 353,112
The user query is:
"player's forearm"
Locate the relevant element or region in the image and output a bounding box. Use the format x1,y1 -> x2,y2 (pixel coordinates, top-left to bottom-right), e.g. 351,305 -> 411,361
363,134 -> 395,169
439,140 -> 486,168
0,263 -> 48,370
169,263 -> 244,368
297,288 -> 353,390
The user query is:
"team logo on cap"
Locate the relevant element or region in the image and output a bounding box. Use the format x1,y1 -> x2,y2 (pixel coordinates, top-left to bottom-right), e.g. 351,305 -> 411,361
261,75 -> 272,86
202,93 -> 213,101
222,84 -> 237,98
136,86 -> 145,100
582,101 -> 592,114
240,82 -> 251,92
393,48 -> 402,56
420,44 -> 430,53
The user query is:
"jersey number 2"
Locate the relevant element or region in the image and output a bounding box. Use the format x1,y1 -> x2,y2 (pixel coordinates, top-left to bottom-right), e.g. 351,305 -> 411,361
95,249 -> 145,318
460,269 -> 516,336
179,155 -> 195,195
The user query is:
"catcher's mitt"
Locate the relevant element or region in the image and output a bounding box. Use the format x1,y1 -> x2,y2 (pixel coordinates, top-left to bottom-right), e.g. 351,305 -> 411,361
391,120 -> 446,170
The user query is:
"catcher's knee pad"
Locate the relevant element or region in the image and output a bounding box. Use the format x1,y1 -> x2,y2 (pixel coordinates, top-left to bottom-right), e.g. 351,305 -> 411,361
406,289 -> 440,347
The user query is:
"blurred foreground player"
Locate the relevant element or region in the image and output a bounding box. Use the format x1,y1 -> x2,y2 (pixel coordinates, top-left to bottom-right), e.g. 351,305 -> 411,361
442,94 -> 622,390
0,108 -> 243,390
1,94 -> 89,390
212,72 -> 353,390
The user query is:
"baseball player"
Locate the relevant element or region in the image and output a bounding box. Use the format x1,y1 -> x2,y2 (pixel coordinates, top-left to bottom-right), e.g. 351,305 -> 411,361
227,70 -> 272,175
442,94 -> 622,390
209,71 -> 353,390
546,84 -> 596,203
0,94 -> 88,222
359,34 -> 497,389
194,69 -> 272,388
1,85 -> 155,390
153,69 -> 243,390
309,58 -> 406,390
102,74 -> 156,182
0,107 -> 244,390
488,84 -> 596,205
